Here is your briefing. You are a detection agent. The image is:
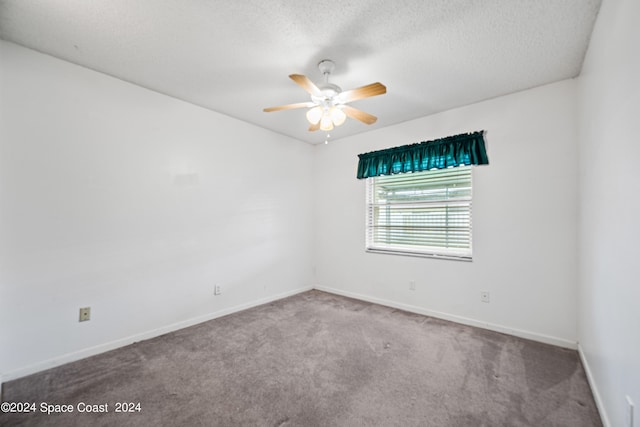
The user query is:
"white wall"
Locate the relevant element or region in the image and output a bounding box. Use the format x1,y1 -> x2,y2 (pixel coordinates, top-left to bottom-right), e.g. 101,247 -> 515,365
577,0 -> 640,425
313,79 -> 579,348
0,41 -> 314,380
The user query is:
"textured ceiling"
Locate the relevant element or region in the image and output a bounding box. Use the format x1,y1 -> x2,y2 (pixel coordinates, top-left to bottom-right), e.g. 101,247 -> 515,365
0,0 -> 601,144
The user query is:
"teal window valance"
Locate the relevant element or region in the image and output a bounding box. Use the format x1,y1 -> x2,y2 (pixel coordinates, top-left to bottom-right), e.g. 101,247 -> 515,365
356,131 -> 488,179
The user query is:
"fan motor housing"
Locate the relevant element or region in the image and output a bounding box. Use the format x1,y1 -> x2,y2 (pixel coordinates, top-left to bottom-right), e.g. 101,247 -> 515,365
313,83 -> 342,103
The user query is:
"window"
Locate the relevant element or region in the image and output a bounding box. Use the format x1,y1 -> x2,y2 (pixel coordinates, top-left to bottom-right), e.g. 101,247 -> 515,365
365,166 -> 472,260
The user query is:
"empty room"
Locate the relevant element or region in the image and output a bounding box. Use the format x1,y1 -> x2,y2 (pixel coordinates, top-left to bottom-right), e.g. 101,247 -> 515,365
0,0 -> 638,426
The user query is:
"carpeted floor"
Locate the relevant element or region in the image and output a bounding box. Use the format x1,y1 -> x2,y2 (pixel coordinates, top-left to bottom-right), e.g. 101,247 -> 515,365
1,290 -> 601,426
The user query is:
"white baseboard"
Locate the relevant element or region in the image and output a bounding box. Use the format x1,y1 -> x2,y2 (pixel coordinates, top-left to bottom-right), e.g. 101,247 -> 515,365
313,285 -> 578,350
2,286 -> 313,384
1,284 -> 580,387
578,343 -> 610,427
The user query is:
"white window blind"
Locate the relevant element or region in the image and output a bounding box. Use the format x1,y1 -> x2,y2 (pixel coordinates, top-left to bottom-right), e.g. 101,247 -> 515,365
365,166 -> 472,260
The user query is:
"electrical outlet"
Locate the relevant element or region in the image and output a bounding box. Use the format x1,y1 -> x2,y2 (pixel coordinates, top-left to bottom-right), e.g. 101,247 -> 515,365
79,307 -> 91,322
409,281 -> 416,291
626,395 -> 634,427
214,284 -> 221,295
480,291 -> 490,303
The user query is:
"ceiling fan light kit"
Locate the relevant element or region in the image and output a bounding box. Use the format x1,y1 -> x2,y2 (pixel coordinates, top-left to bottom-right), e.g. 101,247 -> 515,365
330,107 -> 346,126
264,59 -> 386,135
306,106 -> 323,125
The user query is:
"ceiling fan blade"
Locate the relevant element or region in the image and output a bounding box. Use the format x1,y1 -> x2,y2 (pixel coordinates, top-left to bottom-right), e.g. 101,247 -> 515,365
263,101 -> 315,112
342,105 -> 378,125
338,82 -> 386,104
308,122 -> 320,132
289,74 -> 322,96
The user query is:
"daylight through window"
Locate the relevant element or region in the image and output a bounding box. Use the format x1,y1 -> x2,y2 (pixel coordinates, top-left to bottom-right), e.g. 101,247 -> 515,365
365,166 -> 472,260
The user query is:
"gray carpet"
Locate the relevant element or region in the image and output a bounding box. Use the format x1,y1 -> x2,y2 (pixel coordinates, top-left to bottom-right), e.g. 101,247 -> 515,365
1,290 -> 601,426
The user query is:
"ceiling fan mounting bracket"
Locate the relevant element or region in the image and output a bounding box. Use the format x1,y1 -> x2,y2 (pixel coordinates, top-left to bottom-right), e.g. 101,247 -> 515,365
318,59 -> 335,76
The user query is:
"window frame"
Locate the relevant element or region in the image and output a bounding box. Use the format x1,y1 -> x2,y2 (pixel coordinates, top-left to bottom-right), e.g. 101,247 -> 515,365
365,166 -> 473,261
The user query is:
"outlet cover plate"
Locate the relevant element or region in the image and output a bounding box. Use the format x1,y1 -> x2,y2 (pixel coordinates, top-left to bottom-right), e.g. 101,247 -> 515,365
79,307 -> 91,322
481,291 -> 490,303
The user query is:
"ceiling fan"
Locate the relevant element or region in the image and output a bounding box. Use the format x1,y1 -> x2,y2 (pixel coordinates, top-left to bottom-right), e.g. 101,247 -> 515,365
263,59 -> 386,132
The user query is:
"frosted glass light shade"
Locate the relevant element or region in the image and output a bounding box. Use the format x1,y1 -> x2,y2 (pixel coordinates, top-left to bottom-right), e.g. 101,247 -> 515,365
320,115 -> 334,131
306,106 -> 323,124
330,107 -> 346,126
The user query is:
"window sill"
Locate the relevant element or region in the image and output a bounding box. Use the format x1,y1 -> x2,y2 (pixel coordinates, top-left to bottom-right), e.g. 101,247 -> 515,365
366,248 -> 472,262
